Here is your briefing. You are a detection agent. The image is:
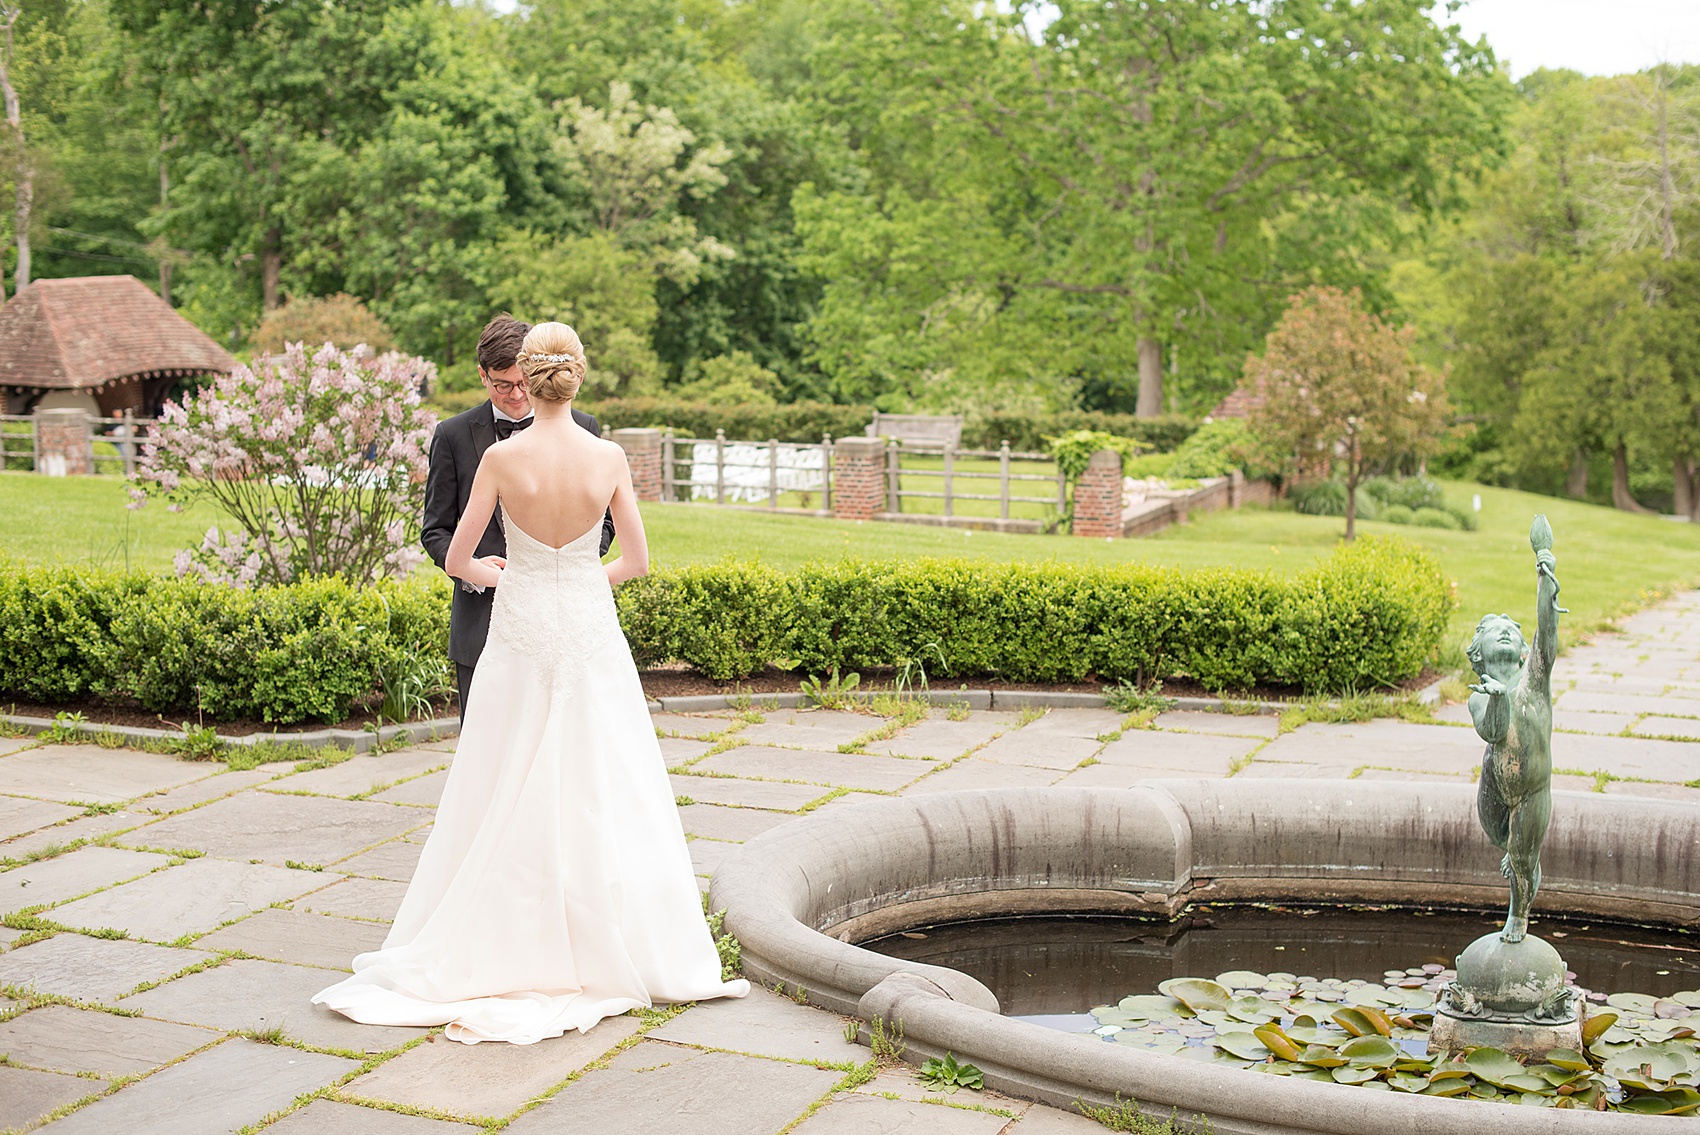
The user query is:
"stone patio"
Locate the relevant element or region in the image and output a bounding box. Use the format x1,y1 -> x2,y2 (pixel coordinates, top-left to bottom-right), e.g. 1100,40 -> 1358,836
1,590 -> 1698,1132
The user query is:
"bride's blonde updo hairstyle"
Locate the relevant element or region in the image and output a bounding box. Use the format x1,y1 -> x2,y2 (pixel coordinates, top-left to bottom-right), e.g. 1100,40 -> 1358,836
515,322 -> 588,403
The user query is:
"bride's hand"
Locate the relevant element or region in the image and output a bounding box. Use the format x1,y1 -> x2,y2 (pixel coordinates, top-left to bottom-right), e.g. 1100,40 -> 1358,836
462,554 -> 506,591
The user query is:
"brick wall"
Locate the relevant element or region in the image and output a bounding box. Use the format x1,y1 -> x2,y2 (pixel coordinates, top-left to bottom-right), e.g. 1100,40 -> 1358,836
35,409 -> 92,476
1072,449 -> 1123,538
832,436 -> 887,521
612,428 -> 664,502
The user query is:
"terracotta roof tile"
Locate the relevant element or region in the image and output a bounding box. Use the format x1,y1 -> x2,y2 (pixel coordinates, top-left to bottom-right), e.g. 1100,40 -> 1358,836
0,275 -> 237,390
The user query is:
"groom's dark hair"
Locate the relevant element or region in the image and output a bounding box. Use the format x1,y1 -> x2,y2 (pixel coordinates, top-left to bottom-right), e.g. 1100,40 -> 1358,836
477,313 -> 533,373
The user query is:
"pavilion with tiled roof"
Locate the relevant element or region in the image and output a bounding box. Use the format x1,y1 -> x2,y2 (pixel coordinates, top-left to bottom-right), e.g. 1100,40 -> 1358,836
0,275 -> 236,417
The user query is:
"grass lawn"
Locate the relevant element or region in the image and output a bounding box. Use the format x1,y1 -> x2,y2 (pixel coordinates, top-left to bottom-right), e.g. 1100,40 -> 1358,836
7,471 -> 1700,648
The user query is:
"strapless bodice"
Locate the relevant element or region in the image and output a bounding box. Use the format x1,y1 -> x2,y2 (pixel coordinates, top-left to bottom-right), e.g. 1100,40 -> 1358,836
487,507 -> 622,683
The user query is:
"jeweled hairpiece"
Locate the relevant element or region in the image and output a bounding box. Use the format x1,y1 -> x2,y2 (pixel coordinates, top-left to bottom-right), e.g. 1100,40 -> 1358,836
520,351 -> 575,363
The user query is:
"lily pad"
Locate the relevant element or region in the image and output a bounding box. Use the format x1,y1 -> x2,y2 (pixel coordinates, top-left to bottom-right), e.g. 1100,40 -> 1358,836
1339,1035 -> 1398,1068
1216,970 -> 1267,989
1545,1049 -> 1591,1072
1422,1078 -> 1470,1097
1254,1024 -> 1303,1062
1331,1066 -> 1380,1085
1388,1072 -> 1429,1093
1332,1007 -> 1393,1038
1214,1031 -> 1273,1061
1296,1045 -> 1348,1068
1580,1012 -> 1619,1045
1226,996 -> 1280,1024
1465,1047 -> 1526,1087
1159,978 -> 1232,1013
1607,991 -> 1659,1015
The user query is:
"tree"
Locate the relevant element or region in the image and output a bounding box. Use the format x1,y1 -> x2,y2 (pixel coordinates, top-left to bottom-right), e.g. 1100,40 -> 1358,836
795,0 -> 1508,415
0,1 -> 33,296
252,293 -> 394,354
1247,287 -> 1451,540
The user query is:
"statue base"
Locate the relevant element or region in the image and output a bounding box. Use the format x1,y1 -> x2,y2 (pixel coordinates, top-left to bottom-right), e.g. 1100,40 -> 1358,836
1427,932 -> 1585,1061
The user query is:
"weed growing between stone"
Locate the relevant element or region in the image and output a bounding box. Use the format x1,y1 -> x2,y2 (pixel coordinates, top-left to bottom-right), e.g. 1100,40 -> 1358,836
1074,1095 -> 1213,1134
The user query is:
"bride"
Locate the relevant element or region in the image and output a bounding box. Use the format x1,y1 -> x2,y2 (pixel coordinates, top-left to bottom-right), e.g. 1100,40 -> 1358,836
313,321 -> 749,1043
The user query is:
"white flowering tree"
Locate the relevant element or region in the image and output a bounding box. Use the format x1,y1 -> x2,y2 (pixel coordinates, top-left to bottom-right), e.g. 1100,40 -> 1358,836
132,342 -> 436,586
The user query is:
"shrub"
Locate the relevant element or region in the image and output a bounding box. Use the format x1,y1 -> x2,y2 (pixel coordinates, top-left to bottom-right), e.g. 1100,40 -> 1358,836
132,343 -> 437,586
1123,452 -> 1176,480
1361,475 -> 1445,512
618,536 -> 1451,693
1289,480 -> 1377,521
1166,419 -> 1260,479
1412,506 -> 1462,530
0,565 -> 448,723
1381,504 -> 1414,525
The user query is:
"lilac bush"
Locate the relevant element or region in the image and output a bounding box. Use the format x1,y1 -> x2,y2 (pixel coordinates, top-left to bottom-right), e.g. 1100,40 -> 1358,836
132,342 -> 437,587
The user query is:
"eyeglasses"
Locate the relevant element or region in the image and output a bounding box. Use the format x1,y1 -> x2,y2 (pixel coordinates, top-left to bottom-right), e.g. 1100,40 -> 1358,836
484,378 -> 525,396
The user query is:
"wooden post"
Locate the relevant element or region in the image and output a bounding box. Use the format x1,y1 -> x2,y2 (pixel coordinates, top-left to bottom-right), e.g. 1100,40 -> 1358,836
768,438 -> 779,509
943,442 -> 955,518
999,440 -> 1011,520
715,428 -> 726,506
121,409 -> 136,477
821,434 -> 833,513
886,439 -> 902,514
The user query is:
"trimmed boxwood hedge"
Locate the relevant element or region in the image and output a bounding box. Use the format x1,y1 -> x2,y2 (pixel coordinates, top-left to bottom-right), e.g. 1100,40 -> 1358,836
0,536 -> 1450,723
617,536 -> 1451,692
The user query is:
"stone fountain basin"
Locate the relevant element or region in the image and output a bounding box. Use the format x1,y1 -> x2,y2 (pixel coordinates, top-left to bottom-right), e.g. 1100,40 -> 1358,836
709,782 -> 1700,1133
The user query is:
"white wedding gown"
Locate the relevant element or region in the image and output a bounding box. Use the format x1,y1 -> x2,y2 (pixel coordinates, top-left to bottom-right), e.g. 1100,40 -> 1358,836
313,509 -> 749,1043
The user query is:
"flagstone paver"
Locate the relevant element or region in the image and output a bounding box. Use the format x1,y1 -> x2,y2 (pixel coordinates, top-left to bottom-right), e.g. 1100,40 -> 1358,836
737,709 -> 881,750
263,1099 -> 480,1133
866,712 -> 1019,760
371,770 -> 447,808
503,1043 -> 843,1135
47,857 -> 325,941
695,745 -> 936,791
121,957 -> 424,1052
36,1038 -> 357,1135
668,773 -> 825,811
793,1093 -> 1010,1134
332,838 -> 427,881
647,986 -> 864,1065
0,745 -> 217,805
901,759 -> 1062,794
0,1064 -> 102,1131
120,791 -> 424,865
345,1015 -> 641,1119
0,736 -> 31,757
0,845 -> 173,916
0,934 -> 202,1003
294,876 -> 408,921
675,802 -> 793,842
659,736 -> 714,764
194,908 -> 388,970
0,795 -> 82,841
2,588 -> 1698,1132
0,1004 -> 219,1076
268,750 -> 449,798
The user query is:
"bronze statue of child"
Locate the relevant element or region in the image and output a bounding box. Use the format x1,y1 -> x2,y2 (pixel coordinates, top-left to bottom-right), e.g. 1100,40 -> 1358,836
1467,515 -> 1564,944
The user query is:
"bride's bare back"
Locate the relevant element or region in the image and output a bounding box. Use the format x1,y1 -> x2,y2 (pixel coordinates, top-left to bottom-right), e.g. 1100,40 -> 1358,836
444,410 -> 648,590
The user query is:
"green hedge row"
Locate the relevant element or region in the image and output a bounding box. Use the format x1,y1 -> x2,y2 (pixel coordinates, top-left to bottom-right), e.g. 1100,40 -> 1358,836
617,536 -> 1451,693
1,536 -> 1448,723
576,397 -> 1200,453
0,568 -> 449,724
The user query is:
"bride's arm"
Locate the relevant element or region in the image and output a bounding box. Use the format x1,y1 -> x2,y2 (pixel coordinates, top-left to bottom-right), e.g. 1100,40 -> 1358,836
445,454 -> 505,590
604,456 -> 648,587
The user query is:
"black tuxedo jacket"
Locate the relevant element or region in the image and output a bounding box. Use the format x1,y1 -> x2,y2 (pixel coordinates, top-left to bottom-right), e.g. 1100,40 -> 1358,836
421,401 -> 616,666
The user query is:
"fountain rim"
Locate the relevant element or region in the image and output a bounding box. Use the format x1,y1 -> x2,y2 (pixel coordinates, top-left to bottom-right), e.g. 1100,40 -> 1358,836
708,780 -> 1699,1135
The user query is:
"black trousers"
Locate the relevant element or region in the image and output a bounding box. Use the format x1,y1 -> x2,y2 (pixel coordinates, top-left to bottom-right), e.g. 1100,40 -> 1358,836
456,662 -> 477,724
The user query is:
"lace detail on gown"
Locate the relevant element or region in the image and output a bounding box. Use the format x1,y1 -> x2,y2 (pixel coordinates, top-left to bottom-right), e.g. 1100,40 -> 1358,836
488,508 -> 622,690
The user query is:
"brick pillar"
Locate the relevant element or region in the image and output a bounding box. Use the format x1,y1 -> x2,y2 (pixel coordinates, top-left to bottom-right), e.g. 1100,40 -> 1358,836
612,427 -> 663,502
833,436 -> 887,521
1072,448 -> 1124,538
35,409 -> 93,476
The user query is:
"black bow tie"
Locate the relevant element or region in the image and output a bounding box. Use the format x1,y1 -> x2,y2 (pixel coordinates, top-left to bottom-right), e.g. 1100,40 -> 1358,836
493,415 -> 533,441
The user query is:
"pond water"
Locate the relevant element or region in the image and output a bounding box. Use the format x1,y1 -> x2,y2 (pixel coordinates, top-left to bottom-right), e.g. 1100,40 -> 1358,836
862,905 -> 1700,1023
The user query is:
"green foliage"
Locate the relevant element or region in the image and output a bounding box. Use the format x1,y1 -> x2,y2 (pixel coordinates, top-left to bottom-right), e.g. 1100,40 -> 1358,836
916,1052 -> 983,1093
799,666 -> 860,710
1412,506 -> 1463,530
1049,430 -> 1143,482
1382,504 -> 1414,525
1074,1097 -> 1204,1135
617,538 -> 1454,694
1362,475 -> 1446,513
252,294 -> 394,355
1165,420 -> 1261,479
701,898 -> 742,983
673,351 -> 783,405
0,566 -> 448,725
1103,681 -> 1176,716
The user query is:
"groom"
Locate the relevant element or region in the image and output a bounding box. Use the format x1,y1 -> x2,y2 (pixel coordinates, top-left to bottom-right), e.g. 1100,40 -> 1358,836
422,314 -> 616,719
